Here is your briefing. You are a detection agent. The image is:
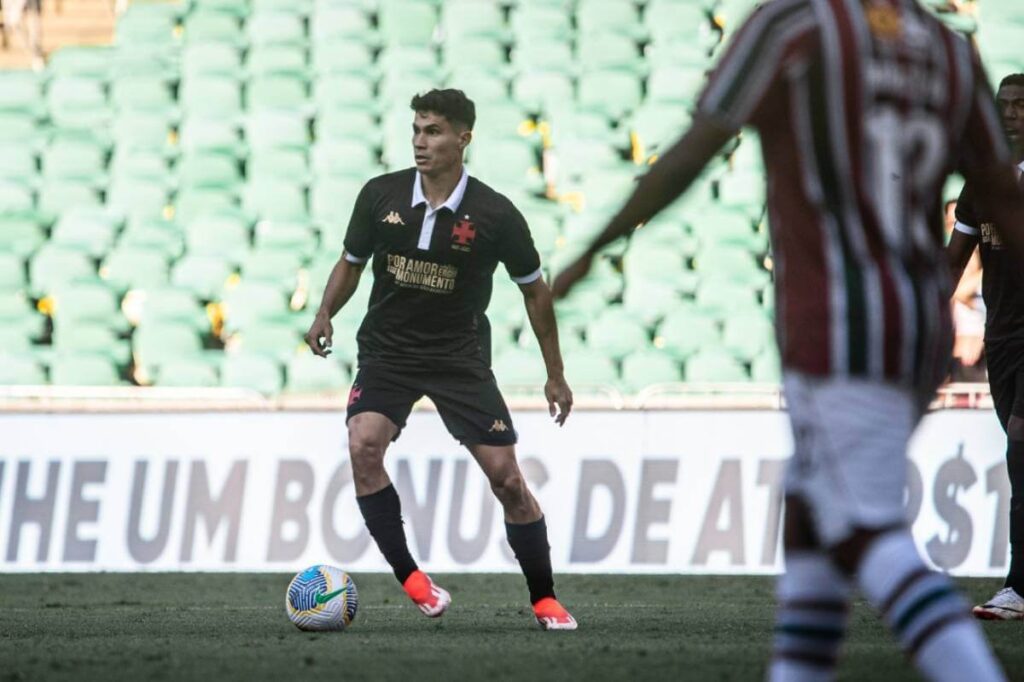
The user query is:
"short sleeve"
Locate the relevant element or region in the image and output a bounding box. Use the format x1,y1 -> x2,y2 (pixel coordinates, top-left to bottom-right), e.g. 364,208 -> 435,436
956,47 -> 1012,183
499,204 -> 542,284
697,1 -> 814,131
953,183 -> 980,236
342,183 -> 375,264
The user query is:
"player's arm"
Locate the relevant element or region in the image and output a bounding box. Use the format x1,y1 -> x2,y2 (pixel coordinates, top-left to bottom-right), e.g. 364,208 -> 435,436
946,229 -> 979,295
520,277 -> 572,426
305,255 -> 365,357
551,116 -> 734,298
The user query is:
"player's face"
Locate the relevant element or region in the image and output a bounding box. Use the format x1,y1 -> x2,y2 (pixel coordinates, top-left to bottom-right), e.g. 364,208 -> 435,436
412,111 -> 470,177
996,84 -> 1024,146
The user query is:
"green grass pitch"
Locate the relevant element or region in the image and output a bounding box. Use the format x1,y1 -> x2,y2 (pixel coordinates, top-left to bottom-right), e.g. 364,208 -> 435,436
1,574 -> 1022,681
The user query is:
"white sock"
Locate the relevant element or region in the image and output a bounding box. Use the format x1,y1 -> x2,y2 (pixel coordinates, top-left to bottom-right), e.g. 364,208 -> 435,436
768,551 -> 850,682
857,531 -> 1004,682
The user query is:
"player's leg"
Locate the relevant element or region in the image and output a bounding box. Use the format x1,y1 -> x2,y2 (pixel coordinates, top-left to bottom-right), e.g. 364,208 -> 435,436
783,373 -> 1004,681
975,364 -> 1024,619
346,369 -> 450,616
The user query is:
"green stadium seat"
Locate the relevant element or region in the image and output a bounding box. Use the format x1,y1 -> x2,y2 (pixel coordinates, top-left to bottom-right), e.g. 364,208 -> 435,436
690,207 -> 767,251
175,188 -> 240,226
0,144 -> 37,183
0,181 -> 34,213
184,211 -> 250,263
751,345 -> 781,383
47,76 -> 110,129
513,71 -> 574,111
227,322 -> 303,361
254,220 -> 317,255
576,33 -> 644,74
493,347 -> 548,393
511,41 -> 574,75
111,112 -> 174,155
245,110 -> 310,150
695,280 -> 761,319
51,281 -> 127,331
718,168 -> 766,210
0,355 -> 46,385
133,323 -> 204,372
0,327 -> 32,355
110,48 -> 178,84
110,148 -> 170,184
469,137 -> 541,191
550,139 -> 623,180
0,292 -> 44,338
247,75 -> 309,112
241,248 -> 304,291
314,73 -> 376,112
312,139 -> 379,178
511,5 -> 571,42
622,279 -> 683,327
0,214 -> 45,257
221,352 -> 284,394
0,113 -> 42,146
177,152 -> 243,189
311,7 -> 376,46
132,287 -> 209,330
155,358 -> 220,387
47,46 -> 113,80
246,46 -> 308,78
694,245 -> 770,289
565,348 -> 619,388
551,285 -> 610,334
115,4 -> 178,47
578,71 -> 643,119
624,244 -> 698,293
646,39 -> 712,68
285,352 -> 352,392
248,148 -> 311,186
0,252 -> 26,292
722,310 -> 774,362
631,103 -> 691,155
441,1 -> 507,42
315,108 -> 378,144
645,0 -> 713,43
312,42 -> 374,76
39,180 -> 102,222
178,116 -> 243,156
100,246 -> 170,291
585,308 -> 650,361
0,71 -> 43,115
41,134 -> 107,187
647,66 -> 707,105
577,0 -> 644,39
193,0 -> 251,17
246,11 -> 307,47
311,177 -> 362,227
527,213 -> 560,257
685,347 -> 750,382
378,72 -> 444,111
50,209 -> 121,257
180,77 -> 243,117
111,77 -> 175,114
243,179 -> 308,221
620,349 -> 681,391
655,306 -> 719,360
182,44 -> 243,79
184,10 -> 244,45
53,324 -> 131,366
378,45 -> 439,76
222,281 -> 289,331
118,217 -> 184,258
107,178 -> 170,221
379,0 -> 437,46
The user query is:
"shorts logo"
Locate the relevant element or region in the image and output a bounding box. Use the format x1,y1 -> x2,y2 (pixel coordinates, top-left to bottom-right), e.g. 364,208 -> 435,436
348,385 -> 363,407
383,211 -> 405,225
488,419 -> 508,433
451,216 -> 476,252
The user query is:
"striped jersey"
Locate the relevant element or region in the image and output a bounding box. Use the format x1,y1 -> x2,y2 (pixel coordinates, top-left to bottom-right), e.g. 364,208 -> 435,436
697,0 -> 1010,392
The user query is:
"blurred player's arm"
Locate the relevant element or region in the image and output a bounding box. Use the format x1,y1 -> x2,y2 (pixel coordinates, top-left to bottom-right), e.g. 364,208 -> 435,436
551,116 -> 734,297
947,229 -> 979,293
305,255 -> 365,358
520,277 -> 573,425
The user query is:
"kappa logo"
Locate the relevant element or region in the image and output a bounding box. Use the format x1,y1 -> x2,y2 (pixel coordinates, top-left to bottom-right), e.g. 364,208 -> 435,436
488,419 -> 509,433
383,211 -> 405,225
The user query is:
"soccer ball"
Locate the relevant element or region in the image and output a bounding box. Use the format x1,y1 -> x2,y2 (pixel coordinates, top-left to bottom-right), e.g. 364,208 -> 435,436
285,564 -> 359,632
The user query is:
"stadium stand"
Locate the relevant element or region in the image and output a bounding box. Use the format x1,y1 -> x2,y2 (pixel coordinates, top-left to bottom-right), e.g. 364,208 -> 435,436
0,0 -> 1020,394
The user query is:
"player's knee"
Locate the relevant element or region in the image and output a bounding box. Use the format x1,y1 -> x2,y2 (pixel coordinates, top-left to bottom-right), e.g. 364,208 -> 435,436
347,433 -> 387,474
489,469 -> 527,505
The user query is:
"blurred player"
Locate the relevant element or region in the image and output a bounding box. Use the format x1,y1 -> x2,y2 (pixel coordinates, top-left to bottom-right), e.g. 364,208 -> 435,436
554,1 -> 1024,679
305,89 -> 577,630
948,73 -> 1024,620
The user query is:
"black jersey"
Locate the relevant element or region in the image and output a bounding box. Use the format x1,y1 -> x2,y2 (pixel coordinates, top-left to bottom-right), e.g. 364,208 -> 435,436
954,165 -> 1024,350
342,168 -> 542,370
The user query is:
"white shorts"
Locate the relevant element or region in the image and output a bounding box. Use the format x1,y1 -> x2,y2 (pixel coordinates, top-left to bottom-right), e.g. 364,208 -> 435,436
783,372 -> 921,547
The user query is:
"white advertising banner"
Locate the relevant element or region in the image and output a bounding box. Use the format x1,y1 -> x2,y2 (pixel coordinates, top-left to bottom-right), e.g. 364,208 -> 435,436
0,409 -> 1010,575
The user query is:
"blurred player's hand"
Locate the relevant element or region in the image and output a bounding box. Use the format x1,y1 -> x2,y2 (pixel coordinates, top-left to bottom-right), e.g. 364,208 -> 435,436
304,313 -> 334,358
545,375 -> 573,426
551,252 -> 594,300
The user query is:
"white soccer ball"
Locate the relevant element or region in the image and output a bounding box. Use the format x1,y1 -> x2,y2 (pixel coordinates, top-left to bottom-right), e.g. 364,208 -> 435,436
285,564 -> 359,632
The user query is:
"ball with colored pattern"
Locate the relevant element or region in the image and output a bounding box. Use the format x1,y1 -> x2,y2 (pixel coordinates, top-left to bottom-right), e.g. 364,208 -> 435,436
285,564 -> 358,632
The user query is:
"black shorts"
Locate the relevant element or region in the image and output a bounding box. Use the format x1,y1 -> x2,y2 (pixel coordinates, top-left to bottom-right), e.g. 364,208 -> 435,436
346,364 -> 517,446
987,348 -> 1024,431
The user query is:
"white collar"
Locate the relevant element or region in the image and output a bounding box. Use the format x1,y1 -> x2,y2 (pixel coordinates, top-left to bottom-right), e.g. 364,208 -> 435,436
411,168 -> 469,213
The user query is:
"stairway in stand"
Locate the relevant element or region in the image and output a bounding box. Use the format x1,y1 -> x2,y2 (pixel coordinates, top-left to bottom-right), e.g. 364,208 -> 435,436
0,0 -> 115,70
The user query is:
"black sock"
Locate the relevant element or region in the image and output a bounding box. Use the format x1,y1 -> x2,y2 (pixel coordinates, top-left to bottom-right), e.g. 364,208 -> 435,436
506,516 -> 555,605
1007,440 -> 1024,592
357,484 -> 418,585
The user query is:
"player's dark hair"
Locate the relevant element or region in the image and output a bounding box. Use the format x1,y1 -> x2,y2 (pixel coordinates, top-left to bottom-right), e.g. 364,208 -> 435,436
999,74 -> 1024,90
410,89 -> 476,131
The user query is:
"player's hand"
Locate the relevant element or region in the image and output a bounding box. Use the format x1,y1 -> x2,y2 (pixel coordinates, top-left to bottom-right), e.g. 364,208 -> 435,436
551,252 -> 594,300
545,374 -> 573,426
304,313 -> 334,358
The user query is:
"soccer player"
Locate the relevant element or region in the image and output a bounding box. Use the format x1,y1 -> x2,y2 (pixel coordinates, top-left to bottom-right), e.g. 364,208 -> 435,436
304,89 -> 577,631
553,2 -> 1024,679
948,73 -> 1024,620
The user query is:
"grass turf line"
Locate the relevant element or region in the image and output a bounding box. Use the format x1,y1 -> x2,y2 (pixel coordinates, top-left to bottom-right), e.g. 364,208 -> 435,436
1,574 -> 1021,681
